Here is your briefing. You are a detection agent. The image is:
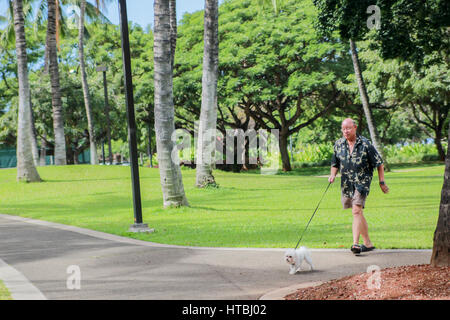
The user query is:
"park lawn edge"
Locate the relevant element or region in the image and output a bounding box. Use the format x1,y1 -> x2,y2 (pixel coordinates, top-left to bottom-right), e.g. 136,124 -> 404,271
0,163 -> 442,249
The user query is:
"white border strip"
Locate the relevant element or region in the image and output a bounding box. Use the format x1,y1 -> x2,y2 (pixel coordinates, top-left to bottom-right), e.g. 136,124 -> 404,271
0,258 -> 46,300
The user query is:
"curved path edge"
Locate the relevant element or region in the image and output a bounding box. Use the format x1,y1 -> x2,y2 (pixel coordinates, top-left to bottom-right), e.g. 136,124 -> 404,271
0,258 -> 46,300
0,213 -> 432,253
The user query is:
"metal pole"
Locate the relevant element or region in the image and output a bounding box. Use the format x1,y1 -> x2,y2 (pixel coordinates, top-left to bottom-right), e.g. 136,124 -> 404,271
103,70 -> 113,165
118,0 -> 152,233
96,66 -> 113,165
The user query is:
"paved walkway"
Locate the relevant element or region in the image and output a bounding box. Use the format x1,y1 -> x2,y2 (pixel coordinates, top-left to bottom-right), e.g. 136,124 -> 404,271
0,214 -> 431,300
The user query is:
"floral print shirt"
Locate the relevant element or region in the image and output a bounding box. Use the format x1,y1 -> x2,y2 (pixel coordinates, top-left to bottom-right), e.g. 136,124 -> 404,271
331,135 -> 383,197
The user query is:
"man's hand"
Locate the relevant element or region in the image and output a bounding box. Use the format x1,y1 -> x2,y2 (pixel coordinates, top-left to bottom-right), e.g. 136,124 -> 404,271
329,167 -> 338,183
380,182 -> 389,194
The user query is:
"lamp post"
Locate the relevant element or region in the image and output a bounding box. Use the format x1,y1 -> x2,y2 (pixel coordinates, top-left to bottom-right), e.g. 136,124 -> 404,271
118,0 -> 153,233
96,65 -> 113,165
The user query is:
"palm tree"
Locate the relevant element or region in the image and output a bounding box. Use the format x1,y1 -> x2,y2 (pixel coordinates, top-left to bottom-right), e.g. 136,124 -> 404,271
37,0 -> 111,165
12,0 -> 41,182
1,0 -> 40,167
196,0 -> 219,187
78,0 -> 98,164
169,0 -> 176,69
154,0 -> 189,207
349,39 -> 389,171
47,0 -> 67,165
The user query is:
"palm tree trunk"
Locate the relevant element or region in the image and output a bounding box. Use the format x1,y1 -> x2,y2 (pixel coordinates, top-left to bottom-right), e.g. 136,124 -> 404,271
13,0 -> 41,182
47,0 -> 66,165
169,0 -> 177,70
79,0 -> 98,165
154,0 -> 189,207
196,0 -> 219,187
349,39 -> 390,171
431,124 -> 450,266
29,97 -> 39,166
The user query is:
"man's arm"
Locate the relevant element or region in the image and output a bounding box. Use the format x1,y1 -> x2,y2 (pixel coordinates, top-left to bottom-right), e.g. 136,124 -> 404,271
329,166 -> 338,183
377,164 -> 389,193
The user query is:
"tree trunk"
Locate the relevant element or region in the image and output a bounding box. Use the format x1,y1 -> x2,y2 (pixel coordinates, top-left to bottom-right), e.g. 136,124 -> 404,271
196,0 -> 219,187
434,125 -> 446,162
279,132 -> 291,172
154,0 -> 189,207
431,125 -> 450,266
29,97 -> 39,166
39,133 -> 47,166
47,0 -> 66,165
13,0 -> 41,183
78,0 -> 98,165
169,0 -> 177,70
349,39 -> 390,171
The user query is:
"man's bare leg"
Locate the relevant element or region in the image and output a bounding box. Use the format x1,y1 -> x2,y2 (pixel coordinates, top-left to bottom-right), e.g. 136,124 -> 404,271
352,204 -> 373,247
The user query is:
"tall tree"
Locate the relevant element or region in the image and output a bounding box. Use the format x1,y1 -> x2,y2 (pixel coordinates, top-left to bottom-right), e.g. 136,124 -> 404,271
433,125 -> 450,266
46,0 -> 66,165
196,0 -> 219,187
368,0 -> 449,266
313,0 -> 390,171
12,0 -> 41,182
154,0 -> 189,207
78,0 -> 98,164
348,38 -> 386,166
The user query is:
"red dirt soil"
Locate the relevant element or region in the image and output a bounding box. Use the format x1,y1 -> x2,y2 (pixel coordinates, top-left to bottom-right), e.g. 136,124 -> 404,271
285,264 -> 450,300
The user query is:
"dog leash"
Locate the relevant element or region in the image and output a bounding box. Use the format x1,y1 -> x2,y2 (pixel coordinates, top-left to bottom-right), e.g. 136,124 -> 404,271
294,181 -> 332,250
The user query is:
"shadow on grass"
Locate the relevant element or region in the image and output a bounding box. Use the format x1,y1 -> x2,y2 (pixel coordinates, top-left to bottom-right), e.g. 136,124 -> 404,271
43,177 -> 130,183
226,161 -> 444,176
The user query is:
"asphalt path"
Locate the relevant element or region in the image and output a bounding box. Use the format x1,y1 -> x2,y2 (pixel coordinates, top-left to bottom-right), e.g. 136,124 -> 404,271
0,214 -> 431,300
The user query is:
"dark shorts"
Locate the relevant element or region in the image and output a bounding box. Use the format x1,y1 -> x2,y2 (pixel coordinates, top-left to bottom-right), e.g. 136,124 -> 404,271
341,189 -> 366,209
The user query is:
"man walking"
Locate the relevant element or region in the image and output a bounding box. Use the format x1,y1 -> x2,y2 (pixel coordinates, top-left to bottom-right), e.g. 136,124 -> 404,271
329,118 -> 389,254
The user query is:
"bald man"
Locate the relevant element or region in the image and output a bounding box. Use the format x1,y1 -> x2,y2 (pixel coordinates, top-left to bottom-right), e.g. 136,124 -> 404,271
329,118 -> 389,254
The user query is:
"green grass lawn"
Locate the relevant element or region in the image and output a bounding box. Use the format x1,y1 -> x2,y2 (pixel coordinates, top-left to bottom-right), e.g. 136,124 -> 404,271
0,163 -> 443,249
0,281 -> 12,300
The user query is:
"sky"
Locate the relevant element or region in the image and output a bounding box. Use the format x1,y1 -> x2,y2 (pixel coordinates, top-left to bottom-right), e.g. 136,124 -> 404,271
103,0 -> 208,27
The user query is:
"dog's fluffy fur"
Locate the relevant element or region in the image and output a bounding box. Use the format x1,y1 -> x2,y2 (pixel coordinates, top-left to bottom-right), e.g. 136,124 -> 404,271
284,247 -> 314,274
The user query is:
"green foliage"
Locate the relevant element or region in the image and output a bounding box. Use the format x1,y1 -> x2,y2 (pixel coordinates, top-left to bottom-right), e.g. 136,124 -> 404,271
313,0 -> 449,66
385,143 -> 446,163
374,0 -> 450,66
313,0 -> 374,40
293,142 -> 333,163
0,0 -> 448,167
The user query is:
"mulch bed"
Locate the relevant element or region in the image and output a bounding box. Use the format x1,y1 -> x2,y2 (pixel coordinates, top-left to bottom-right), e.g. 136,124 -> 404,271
285,264 -> 449,300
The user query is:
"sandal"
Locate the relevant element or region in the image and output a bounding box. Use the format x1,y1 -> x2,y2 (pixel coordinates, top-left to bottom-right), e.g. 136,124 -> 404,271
361,245 -> 376,252
351,244 -> 361,254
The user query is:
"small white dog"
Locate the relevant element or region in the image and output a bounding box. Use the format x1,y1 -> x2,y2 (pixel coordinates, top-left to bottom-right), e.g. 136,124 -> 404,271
284,247 -> 314,275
